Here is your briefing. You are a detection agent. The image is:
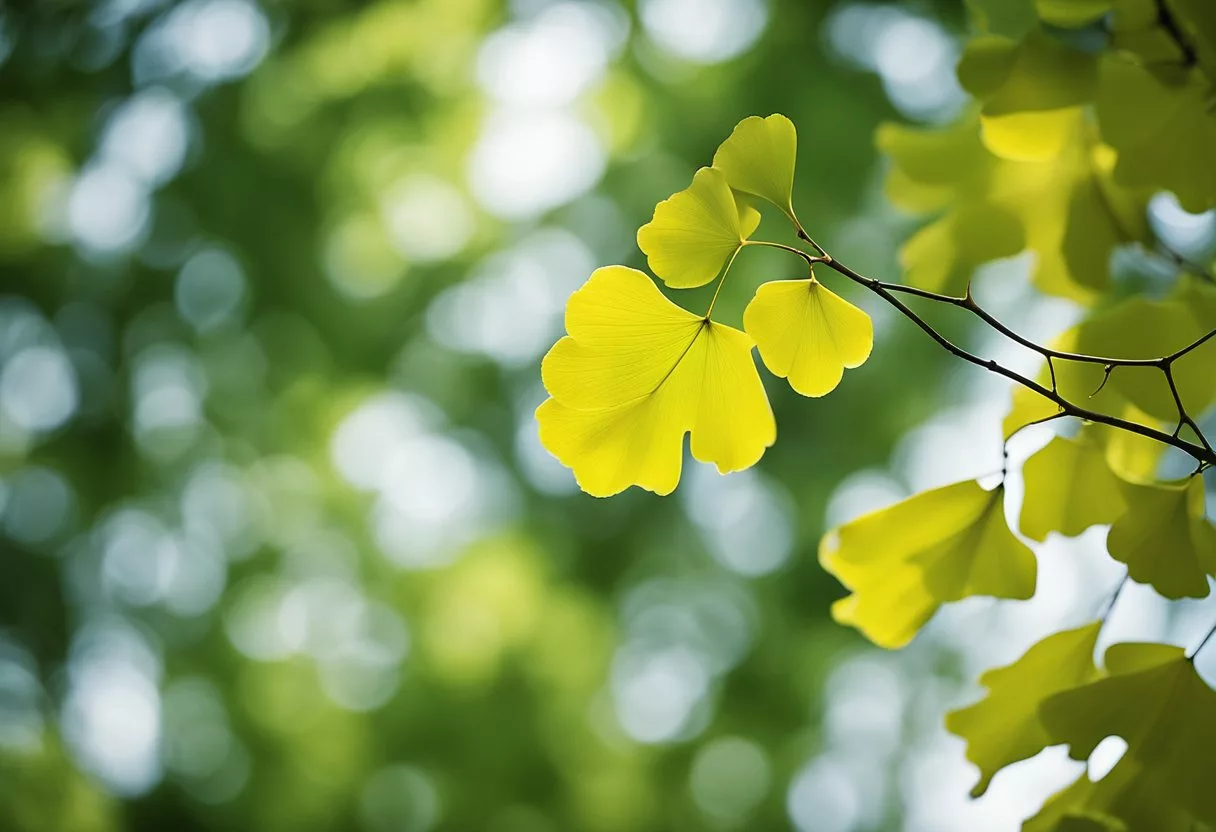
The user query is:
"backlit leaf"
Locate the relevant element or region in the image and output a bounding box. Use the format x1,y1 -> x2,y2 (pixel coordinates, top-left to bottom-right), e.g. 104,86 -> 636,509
1097,60 -> 1216,213
742,277 -> 873,397
1024,756 -> 1194,832
1106,476 -> 1216,599
945,621 -> 1102,797
957,32 -> 1097,161
711,114 -> 798,218
636,166 -> 753,289
819,481 -> 1036,649
1019,433 -> 1126,542
1039,642 -> 1216,826
880,113 -> 1149,302
538,266 -> 775,497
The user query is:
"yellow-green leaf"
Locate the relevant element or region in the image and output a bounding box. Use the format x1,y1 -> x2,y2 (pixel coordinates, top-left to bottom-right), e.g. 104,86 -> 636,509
1024,755 -> 1194,832
1097,60 -> 1216,213
1036,0 -> 1113,27
880,113 -> 1148,303
1075,290 -> 1216,423
537,265 -> 775,497
1039,642 -> 1216,826
957,32 -> 1098,161
819,481 -> 1036,649
1106,476 -> 1216,599
636,167 -> 752,289
742,277 -> 873,397
711,114 -> 798,217
945,621 -> 1102,797
1019,433 -> 1127,542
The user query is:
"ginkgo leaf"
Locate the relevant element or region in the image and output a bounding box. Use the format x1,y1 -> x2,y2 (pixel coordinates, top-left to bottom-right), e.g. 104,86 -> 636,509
1024,756 -> 1194,832
1038,642 -> 1216,826
636,166 -> 753,289
537,265 -> 775,497
1075,287 -> 1216,423
965,0 -> 1036,38
711,114 -> 798,218
956,32 -> 1097,161
819,481 -> 1036,649
1097,60 -> 1216,213
1019,433 -> 1127,542
742,277 -> 873,397
879,113 -> 1149,303
1035,0 -> 1112,28
1106,476 -> 1216,599
945,621 -> 1102,797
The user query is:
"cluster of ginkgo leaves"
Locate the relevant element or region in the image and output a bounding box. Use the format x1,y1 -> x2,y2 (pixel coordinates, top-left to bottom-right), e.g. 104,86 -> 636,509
537,114 -> 872,498
537,1 -> 1216,828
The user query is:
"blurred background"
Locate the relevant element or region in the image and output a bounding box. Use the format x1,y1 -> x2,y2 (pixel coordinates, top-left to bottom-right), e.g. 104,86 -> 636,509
3,0 -> 1216,830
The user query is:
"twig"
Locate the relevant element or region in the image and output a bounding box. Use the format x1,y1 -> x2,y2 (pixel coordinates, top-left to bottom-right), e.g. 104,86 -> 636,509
744,240 -> 1216,468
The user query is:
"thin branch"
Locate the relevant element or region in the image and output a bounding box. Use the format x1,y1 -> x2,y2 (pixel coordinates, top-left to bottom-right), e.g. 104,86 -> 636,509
1099,574 -> 1129,623
1188,619 -> 1216,662
802,254 -> 1216,468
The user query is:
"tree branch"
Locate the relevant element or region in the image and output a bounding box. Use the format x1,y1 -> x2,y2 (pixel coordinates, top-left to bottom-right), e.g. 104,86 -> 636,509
786,252 -> 1216,468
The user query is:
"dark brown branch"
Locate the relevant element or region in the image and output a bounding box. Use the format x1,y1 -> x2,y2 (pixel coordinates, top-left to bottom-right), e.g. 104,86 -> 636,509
807,256 -> 1216,468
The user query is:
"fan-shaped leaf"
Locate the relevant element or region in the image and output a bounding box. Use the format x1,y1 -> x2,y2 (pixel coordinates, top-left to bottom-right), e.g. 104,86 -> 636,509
946,622 -> 1102,797
1019,433 -> 1127,542
1038,642 -> 1216,826
1106,476 -> 1216,599
537,266 -> 775,497
742,278 -> 873,397
711,113 -> 798,217
637,167 -> 753,289
819,481 -> 1036,649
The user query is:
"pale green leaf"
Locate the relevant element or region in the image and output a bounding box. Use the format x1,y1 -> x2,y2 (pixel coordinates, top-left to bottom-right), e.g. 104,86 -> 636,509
1019,433 -> 1127,542
819,481 -> 1036,649
1038,642 -> 1216,826
1106,476 -> 1216,599
946,622 -> 1102,797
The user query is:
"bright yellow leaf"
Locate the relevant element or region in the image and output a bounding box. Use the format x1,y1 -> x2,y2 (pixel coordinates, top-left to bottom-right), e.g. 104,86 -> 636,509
819,480 -> 1036,649
636,166 -> 751,289
945,622 -> 1102,797
742,278 -> 873,398
1039,642 -> 1216,826
1019,433 -> 1127,542
711,113 -> 798,217
537,266 -> 775,497
1106,476 -> 1216,599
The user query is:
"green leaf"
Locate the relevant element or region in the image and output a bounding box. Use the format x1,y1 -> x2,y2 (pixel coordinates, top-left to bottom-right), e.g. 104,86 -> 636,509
636,166 -> 752,289
957,32 -> 1098,161
1097,59 -> 1216,213
1038,642 -> 1216,826
1036,0 -> 1113,27
966,0 -> 1038,38
711,114 -> 798,217
1106,476 -> 1216,599
742,277 -> 873,397
1019,433 -> 1127,542
946,622 -> 1102,797
819,481 -> 1036,649
1075,288 -> 1216,423
1024,756 -> 1194,832
879,114 -> 1149,302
